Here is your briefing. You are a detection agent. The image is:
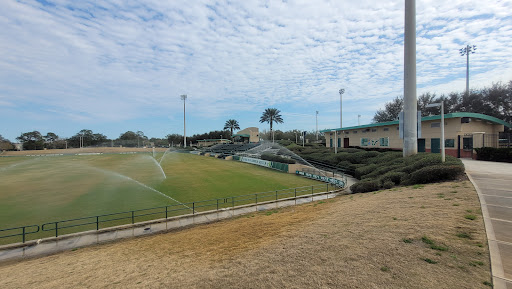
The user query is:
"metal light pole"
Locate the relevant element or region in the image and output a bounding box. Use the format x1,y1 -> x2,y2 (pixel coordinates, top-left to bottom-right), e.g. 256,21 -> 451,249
460,45 -> 477,98
339,89 -> 345,128
316,111 -> 319,141
358,115 -> 361,126
403,0 -> 418,157
180,94 -> 187,148
426,102 -> 445,162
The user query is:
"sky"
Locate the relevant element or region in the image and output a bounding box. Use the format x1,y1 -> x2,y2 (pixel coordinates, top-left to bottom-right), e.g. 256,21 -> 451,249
1,0 -> 512,142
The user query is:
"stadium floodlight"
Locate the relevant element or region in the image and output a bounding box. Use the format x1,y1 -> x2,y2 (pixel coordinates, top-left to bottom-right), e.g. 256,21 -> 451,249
426,102 -> 445,163
460,45 -> 477,98
339,89 -> 345,128
180,94 -> 187,148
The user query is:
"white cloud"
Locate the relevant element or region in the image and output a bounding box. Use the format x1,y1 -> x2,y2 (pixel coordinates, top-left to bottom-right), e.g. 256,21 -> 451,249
0,0 -> 511,140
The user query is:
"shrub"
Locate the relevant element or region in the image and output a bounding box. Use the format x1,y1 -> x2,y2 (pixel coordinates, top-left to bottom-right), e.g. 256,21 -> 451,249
380,171 -> 408,185
475,147 -> 512,163
354,164 -> 379,179
350,180 -> 381,193
406,165 -> 464,184
260,154 -> 296,164
381,181 -> 394,189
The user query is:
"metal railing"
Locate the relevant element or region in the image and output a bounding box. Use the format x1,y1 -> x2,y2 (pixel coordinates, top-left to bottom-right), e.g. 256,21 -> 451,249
1,184 -> 337,245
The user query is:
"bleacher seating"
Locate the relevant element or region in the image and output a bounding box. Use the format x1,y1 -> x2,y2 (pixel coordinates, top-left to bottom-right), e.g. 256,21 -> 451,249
203,143 -> 261,156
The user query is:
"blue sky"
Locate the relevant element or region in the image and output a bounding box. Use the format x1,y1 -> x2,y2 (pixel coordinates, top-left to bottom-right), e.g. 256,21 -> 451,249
1,0 -> 512,141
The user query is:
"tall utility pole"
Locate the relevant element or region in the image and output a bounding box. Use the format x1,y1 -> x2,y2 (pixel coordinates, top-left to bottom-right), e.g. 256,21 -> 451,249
339,89 -> 344,128
180,94 -> 187,148
403,0 -> 418,157
460,45 -> 477,98
316,111 -> 319,141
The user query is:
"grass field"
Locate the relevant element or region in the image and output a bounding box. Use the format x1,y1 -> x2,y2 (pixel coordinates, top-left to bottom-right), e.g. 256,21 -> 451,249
0,151 -> 321,241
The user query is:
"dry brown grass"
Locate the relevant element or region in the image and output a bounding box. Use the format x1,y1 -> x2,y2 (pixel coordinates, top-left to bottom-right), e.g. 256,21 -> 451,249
2,147 -> 168,156
0,180 -> 491,288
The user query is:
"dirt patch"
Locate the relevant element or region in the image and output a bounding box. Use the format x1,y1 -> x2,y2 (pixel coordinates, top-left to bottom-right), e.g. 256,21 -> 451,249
2,147 -> 168,156
0,181 -> 491,288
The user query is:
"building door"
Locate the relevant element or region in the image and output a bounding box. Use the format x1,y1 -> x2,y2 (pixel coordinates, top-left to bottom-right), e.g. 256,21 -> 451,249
431,138 -> 440,153
330,138 -> 333,148
337,138 -> 341,148
418,139 -> 425,152
344,138 -> 349,148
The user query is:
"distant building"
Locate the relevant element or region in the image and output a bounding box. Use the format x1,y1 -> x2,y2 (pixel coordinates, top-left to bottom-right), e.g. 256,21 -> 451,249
232,127 -> 260,143
14,143 -> 23,151
322,112 -> 511,158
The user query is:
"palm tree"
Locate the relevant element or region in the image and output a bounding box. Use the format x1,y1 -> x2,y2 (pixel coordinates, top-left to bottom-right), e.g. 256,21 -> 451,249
259,108 -> 284,143
223,119 -> 240,137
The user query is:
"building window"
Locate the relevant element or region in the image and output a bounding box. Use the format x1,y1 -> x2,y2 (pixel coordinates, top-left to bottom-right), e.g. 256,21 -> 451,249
445,139 -> 455,148
463,137 -> 473,150
431,122 -> 441,128
383,128 -> 389,131
361,138 -> 369,146
380,137 -> 389,147
461,117 -> 471,123
345,131 -> 349,135
372,129 -> 377,132
353,131 -> 357,134
362,130 -> 366,134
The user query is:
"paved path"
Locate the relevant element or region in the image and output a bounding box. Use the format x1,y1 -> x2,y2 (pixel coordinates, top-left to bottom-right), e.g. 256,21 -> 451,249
462,159 -> 512,289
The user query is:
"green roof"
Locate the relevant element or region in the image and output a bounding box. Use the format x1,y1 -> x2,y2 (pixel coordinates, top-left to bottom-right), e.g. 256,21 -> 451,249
320,112 -> 511,133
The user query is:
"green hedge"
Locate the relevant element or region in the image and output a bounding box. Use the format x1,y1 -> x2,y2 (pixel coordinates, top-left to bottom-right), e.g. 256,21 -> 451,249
406,165 -> 465,184
350,180 -> 381,193
288,143 -> 466,193
475,147 -> 512,163
261,153 -> 296,164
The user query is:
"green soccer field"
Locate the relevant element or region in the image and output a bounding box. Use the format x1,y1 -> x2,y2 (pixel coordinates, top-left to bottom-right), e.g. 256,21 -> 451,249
0,152 -> 322,236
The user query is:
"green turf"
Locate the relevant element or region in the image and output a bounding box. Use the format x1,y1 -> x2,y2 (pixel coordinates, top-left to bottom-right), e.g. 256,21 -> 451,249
0,152 -> 321,240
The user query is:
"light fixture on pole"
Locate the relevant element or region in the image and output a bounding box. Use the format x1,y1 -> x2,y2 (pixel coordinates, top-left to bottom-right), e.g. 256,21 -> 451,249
426,102 -> 445,162
339,89 -> 345,128
460,45 -> 476,98
180,94 -> 187,148
316,111 -> 319,141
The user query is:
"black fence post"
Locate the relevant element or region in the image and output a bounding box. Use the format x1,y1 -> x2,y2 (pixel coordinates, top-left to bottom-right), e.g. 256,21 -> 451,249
22,226 -> 26,243
275,190 -> 278,201
131,211 -> 134,224
55,222 -> 59,238
96,216 -> 99,230
216,199 -> 219,211
193,202 -> 195,215
165,206 -> 168,219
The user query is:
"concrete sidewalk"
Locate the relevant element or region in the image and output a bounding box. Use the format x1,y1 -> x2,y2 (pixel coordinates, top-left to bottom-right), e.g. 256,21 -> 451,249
462,159 -> 512,289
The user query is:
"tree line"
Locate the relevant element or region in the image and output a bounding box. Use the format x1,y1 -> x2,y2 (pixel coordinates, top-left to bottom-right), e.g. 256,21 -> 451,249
2,107 -> 319,151
373,81 -> 512,130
